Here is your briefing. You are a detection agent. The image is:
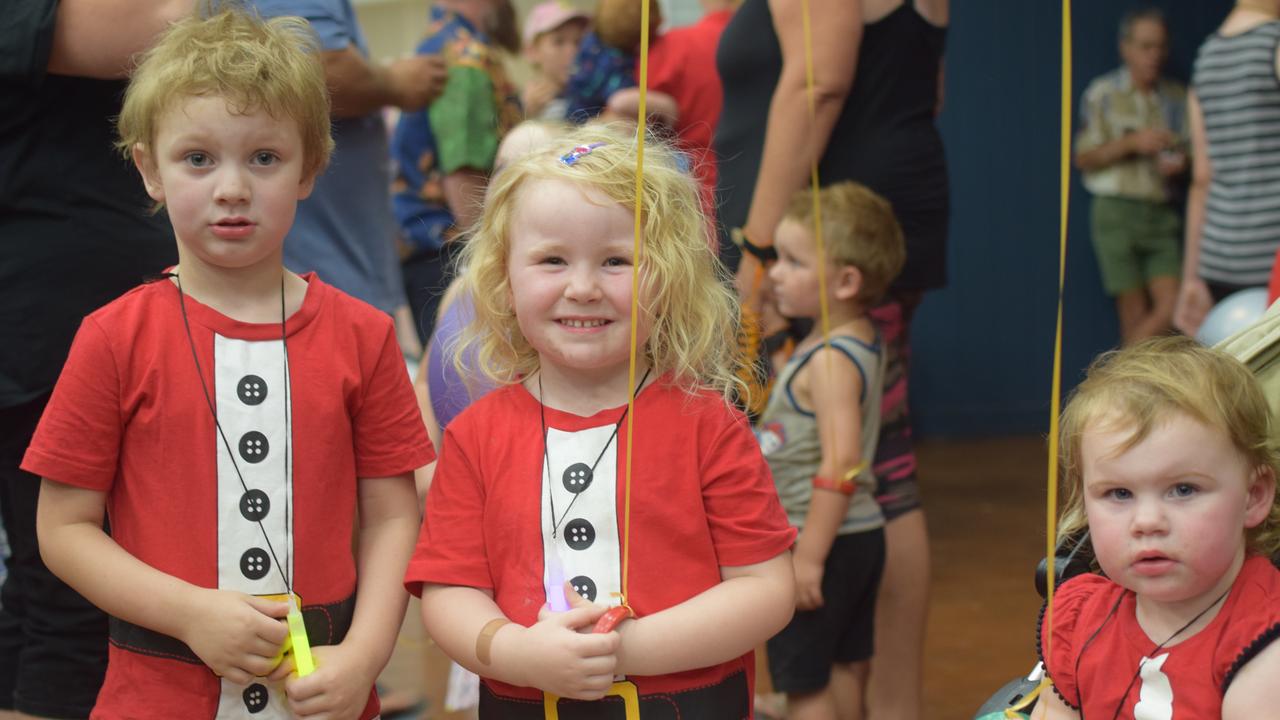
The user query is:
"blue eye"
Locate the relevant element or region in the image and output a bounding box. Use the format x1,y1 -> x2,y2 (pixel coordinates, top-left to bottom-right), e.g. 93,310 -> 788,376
1105,488 -> 1133,501
185,152 -> 211,168
604,256 -> 630,267
1171,483 -> 1198,498
252,151 -> 278,166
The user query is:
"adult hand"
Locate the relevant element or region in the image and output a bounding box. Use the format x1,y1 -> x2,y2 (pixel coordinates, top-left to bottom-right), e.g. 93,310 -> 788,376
180,589 -> 290,684
1126,128 -> 1174,156
387,55 -> 448,112
1173,276 -> 1213,337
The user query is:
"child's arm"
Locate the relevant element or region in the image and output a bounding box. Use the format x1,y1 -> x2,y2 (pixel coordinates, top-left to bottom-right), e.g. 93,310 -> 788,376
1222,637 -> 1280,719
613,551 -> 794,676
37,479 -> 291,684
278,473 -> 419,719
419,583 -> 619,699
1031,689 -> 1080,720
793,346 -> 866,611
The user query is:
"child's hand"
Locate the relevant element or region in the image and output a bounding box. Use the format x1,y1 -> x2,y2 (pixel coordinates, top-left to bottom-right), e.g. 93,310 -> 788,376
180,589 -> 290,684
521,78 -> 559,118
279,642 -> 379,720
792,553 -> 825,611
510,584 -> 619,699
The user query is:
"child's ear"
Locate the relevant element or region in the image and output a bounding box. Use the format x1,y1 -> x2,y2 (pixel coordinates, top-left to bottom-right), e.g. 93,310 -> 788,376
131,143 -> 165,203
833,264 -> 863,302
298,171 -> 317,201
1244,464 -> 1277,529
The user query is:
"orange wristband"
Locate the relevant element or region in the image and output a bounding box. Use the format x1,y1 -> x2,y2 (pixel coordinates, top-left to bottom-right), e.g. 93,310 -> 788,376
812,475 -> 856,496
475,618 -> 510,666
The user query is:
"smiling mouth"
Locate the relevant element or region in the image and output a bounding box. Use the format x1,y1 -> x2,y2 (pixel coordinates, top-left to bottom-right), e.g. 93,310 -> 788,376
559,319 -> 609,328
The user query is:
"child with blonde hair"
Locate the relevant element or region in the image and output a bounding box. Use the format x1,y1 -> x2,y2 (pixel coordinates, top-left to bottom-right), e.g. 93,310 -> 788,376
25,10 -> 432,718
1036,336 -> 1280,719
756,181 -> 905,720
404,124 -> 796,716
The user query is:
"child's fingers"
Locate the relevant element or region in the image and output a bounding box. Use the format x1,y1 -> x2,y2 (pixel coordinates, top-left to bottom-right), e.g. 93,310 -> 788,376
556,604 -> 608,632
245,595 -> 292,619
266,653 -> 295,681
562,581 -> 593,609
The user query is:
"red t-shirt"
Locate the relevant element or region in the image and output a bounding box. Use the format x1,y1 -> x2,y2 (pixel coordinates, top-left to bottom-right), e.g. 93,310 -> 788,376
405,378 -> 795,702
1041,555 -> 1280,718
23,274 -> 434,720
647,9 -> 734,216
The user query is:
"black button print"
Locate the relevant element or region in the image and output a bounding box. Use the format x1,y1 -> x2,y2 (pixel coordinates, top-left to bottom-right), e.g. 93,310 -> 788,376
569,575 -> 597,602
240,548 -> 271,580
562,462 -> 593,493
243,683 -> 268,713
237,375 -> 268,406
238,432 -> 269,464
564,518 -> 595,551
239,490 -> 270,522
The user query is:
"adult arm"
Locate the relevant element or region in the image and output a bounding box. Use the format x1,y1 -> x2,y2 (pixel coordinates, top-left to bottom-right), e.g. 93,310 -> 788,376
443,169 -> 488,231
1074,129 -> 1172,172
736,0 -> 861,294
792,347 -> 865,611
1173,90 -> 1213,335
322,47 -> 447,118
37,480 -> 290,684
279,473 -> 421,716
613,552 -> 794,676
47,0 -> 194,78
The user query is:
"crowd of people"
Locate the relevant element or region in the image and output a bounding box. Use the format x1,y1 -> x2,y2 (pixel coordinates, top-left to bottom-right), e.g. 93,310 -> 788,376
1,1 -> 1279,720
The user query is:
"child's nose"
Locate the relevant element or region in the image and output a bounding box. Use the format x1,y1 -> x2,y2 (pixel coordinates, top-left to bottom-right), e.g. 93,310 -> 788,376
1130,498 -> 1168,535
214,167 -> 250,204
564,267 -> 602,301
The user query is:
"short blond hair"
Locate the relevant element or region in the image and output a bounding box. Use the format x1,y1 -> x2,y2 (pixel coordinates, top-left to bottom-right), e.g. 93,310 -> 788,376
454,123 -> 745,402
117,7 -> 333,181
1058,336 -> 1280,558
784,182 -> 905,304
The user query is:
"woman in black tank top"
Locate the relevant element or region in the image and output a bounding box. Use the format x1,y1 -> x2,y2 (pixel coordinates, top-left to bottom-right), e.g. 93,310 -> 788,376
714,2 -> 947,718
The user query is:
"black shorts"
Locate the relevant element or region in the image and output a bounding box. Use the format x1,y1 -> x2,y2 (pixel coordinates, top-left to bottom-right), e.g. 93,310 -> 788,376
0,394 -> 108,718
767,528 -> 885,694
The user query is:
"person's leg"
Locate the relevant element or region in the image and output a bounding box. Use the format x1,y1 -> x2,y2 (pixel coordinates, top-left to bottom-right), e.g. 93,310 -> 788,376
864,294 -> 927,720
1131,276 -> 1179,342
829,661 -> 870,720
0,396 -> 107,720
1115,289 -> 1150,345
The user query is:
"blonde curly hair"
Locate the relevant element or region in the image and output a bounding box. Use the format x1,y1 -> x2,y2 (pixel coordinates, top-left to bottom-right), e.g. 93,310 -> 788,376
1058,336 -> 1280,559
117,6 -> 333,182
452,123 -> 746,403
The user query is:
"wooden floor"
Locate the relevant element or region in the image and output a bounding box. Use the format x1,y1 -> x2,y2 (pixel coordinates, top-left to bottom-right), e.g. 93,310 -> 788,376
380,435 -> 1053,720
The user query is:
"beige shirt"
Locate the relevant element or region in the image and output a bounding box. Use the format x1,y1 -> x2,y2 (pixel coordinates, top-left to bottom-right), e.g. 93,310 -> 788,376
1077,67 -> 1188,202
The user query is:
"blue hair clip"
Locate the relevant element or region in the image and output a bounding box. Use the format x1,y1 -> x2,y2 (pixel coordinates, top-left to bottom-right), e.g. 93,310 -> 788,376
560,142 -> 606,166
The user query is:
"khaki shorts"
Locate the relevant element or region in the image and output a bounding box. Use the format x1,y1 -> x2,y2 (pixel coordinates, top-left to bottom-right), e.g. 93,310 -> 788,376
1090,195 -> 1182,295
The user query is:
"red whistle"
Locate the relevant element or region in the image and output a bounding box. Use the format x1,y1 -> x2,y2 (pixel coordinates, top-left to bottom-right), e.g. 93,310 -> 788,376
592,605 -> 634,633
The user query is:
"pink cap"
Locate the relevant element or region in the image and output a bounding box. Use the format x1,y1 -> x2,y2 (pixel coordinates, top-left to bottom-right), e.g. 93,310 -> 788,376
523,1 -> 590,48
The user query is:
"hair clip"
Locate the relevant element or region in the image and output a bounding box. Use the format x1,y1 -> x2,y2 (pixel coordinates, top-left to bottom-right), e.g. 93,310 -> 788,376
559,142 -> 606,166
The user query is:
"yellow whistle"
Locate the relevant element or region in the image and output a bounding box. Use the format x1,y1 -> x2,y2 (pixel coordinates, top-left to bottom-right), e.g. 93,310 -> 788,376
287,602 -> 315,677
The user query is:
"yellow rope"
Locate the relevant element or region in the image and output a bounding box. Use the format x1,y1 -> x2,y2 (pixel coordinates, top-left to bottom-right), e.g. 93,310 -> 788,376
620,0 -> 653,610
1041,0 -> 1072,693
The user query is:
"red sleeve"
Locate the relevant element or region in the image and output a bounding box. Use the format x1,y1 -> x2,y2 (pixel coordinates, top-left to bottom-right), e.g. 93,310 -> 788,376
352,323 -> 435,478
21,317 -> 123,491
1040,573 -> 1112,710
404,419 -> 490,596
700,401 -> 796,566
1269,248 -> 1280,305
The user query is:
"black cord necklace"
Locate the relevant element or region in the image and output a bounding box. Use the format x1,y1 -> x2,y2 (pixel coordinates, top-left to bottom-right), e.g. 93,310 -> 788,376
174,272 -> 295,598
1072,583 -> 1231,720
538,367 -> 651,539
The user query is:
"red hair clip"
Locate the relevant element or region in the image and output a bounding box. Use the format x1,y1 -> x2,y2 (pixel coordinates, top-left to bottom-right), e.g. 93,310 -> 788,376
560,142 -> 606,166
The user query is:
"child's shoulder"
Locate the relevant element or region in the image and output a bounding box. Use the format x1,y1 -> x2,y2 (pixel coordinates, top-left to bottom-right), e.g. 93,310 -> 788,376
83,276 -> 174,329
308,276 -> 395,330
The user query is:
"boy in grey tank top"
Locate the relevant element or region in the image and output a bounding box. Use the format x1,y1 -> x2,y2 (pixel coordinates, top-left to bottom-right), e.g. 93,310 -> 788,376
755,182 -> 906,716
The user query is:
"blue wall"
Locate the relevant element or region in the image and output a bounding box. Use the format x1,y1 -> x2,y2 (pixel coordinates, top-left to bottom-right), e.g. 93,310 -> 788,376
912,0 -> 1235,436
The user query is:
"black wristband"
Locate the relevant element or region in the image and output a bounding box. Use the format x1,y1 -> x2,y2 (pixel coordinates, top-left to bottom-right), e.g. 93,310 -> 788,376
739,230 -> 778,263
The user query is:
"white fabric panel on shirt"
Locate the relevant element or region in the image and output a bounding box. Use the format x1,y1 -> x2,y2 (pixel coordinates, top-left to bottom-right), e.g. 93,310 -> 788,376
541,425 -> 622,609
213,334 -> 294,720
